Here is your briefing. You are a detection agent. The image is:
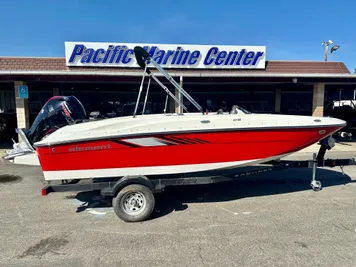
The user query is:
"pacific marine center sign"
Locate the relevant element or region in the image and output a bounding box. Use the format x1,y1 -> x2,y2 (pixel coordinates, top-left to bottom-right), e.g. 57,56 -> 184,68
65,42 -> 266,69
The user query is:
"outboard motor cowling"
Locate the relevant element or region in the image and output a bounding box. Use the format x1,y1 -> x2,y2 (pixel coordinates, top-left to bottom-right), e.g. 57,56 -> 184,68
3,95 -> 87,165
26,95 -> 87,144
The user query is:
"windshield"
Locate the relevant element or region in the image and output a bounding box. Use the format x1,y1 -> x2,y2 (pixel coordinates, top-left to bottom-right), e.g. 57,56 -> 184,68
26,96 -> 87,144
236,105 -> 251,114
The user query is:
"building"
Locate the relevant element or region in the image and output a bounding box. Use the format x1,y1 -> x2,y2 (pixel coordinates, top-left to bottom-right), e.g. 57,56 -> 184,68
1,41 -> 355,142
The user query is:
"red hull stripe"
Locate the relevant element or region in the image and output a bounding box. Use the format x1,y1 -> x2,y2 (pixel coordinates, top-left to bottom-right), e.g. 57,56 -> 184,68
36,126 -> 341,172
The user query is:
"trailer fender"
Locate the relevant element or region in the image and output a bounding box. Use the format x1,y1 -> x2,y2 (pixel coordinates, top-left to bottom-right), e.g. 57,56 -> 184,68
100,175 -> 155,197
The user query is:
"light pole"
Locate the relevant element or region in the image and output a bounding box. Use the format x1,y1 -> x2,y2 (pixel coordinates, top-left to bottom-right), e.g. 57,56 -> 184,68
322,40 -> 340,61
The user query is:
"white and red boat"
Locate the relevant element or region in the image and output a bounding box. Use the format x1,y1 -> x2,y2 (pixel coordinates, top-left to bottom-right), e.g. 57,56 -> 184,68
33,110 -> 344,181
5,46 -> 346,182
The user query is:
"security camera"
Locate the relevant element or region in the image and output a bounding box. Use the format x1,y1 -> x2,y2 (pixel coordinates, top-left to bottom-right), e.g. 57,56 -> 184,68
292,78 -> 298,83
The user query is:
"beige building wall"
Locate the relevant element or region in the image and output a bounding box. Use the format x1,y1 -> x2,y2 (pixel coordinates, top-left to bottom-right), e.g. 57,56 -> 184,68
14,81 -> 30,131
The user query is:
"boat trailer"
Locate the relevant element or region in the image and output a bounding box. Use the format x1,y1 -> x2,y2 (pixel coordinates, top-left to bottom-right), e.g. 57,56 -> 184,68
41,137 -> 356,222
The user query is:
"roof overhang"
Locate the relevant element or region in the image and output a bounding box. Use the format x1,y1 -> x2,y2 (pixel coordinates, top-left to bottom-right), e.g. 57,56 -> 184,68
1,70 -> 356,79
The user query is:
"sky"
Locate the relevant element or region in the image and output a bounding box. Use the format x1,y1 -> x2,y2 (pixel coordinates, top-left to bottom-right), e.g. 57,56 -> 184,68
1,0 -> 354,71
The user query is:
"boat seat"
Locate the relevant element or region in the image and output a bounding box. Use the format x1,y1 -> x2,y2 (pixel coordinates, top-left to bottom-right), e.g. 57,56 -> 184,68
230,105 -> 239,114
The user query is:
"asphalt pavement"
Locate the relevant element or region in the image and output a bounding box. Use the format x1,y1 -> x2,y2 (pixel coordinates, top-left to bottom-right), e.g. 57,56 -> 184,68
0,148 -> 356,267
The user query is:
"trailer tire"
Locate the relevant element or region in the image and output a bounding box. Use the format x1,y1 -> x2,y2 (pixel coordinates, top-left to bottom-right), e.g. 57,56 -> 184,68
112,184 -> 155,222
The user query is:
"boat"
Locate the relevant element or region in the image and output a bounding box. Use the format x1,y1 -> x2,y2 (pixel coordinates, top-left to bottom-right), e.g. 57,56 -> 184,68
5,46 -> 346,182
325,99 -> 356,135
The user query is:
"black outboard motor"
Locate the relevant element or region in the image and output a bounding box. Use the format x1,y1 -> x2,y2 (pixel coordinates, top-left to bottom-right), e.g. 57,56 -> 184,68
4,95 -> 87,162
25,95 -> 87,145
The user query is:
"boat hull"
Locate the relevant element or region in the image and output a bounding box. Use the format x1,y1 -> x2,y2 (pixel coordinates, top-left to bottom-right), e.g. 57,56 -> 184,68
36,126 -> 341,180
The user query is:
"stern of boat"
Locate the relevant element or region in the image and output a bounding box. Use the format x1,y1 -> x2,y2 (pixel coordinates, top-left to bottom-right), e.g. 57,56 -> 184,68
3,128 -> 40,166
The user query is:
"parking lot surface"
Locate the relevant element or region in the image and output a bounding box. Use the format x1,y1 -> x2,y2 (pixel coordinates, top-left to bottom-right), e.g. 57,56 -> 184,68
1,151 -> 356,267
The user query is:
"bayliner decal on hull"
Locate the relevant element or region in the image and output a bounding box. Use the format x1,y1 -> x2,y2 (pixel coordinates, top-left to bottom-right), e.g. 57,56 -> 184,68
111,136 -> 211,147
59,136 -> 211,152
68,143 -> 112,152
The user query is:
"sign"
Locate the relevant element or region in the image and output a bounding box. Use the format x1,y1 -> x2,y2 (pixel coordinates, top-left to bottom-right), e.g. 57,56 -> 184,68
65,42 -> 266,69
18,85 -> 28,99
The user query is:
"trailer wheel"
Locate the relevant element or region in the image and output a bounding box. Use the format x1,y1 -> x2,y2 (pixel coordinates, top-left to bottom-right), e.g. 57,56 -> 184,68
112,184 -> 155,222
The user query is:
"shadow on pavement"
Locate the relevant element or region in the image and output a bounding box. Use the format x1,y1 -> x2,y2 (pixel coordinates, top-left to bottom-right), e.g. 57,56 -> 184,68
73,167 -> 354,221
0,174 -> 23,184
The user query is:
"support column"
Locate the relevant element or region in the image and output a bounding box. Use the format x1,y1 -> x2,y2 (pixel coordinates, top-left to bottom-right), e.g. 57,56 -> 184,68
14,81 -> 30,133
53,87 -> 59,96
312,83 -> 325,117
175,76 -> 183,113
168,85 -> 175,113
274,88 -> 281,113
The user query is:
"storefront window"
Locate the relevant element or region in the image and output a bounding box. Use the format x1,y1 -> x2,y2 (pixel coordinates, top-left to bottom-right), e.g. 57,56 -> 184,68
61,87 -> 168,118
281,91 -> 312,115
0,88 -> 16,142
0,91 -> 15,114
190,90 -> 274,113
